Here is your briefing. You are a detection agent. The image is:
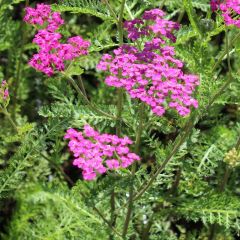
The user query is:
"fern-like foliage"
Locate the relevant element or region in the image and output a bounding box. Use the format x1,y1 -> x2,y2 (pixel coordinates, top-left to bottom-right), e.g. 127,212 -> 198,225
53,0 -> 114,21
2,183 -> 109,240
0,118 -> 69,199
177,192 -> 240,230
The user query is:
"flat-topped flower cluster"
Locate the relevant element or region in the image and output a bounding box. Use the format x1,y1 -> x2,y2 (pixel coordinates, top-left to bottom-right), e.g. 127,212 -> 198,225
210,0 -> 240,28
64,125 -> 140,180
0,80 -> 9,104
98,9 -> 199,116
24,4 -> 90,76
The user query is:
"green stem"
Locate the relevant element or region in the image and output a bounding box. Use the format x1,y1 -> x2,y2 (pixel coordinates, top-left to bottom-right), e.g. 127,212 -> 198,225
122,163 -> 136,238
1,106 -> 18,133
92,204 -> 123,239
12,0 -> 29,116
64,74 -> 115,119
183,0 -> 202,37
116,88 -> 124,135
218,165 -> 231,192
77,76 -> 88,99
125,2 -> 134,20
109,1 -> 126,238
110,89 -> 123,239
177,10 -> 185,23
122,103 -> 145,238
104,0 -> 118,22
208,28 -> 234,109
109,190 -> 116,240
225,27 -> 232,74
118,0 -> 126,43
212,32 -> 240,73
169,167 -> 182,195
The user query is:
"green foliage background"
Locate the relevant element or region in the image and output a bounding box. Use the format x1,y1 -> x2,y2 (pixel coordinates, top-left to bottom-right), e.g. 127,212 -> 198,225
0,0 -> 240,239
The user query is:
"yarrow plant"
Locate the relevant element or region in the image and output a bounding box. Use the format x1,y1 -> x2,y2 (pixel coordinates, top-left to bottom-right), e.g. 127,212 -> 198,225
64,125 -> 140,180
2,1 -> 240,239
24,4 -> 90,76
98,9 -> 199,116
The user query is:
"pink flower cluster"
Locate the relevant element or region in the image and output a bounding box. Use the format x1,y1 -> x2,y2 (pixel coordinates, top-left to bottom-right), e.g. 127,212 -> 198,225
220,0 -> 240,28
0,80 -> 9,103
124,9 -> 180,42
64,125 -> 140,180
24,4 -> 90,76
97,9 -> 199,116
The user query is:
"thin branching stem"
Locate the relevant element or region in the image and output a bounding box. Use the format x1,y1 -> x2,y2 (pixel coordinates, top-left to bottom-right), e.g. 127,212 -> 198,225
12,0 -> 29,117
92,205 -> 123,239
0,105 -> 18,133
77,75 -> 88,99
104,0 -> 118,22
122,103 -> 145,238
212,32 -> 240,73
64,74 -> 116,119
108,0 -> 127,237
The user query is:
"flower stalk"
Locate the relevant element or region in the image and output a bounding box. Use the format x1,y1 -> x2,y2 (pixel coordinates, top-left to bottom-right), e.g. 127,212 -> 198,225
64,74 -> 116,119
0,105 -> 18,133
122,102 -> 145,238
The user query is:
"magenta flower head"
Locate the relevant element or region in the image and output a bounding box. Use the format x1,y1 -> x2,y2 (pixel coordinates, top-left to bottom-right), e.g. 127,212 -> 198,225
64,125 -> 140,181
24,4 -> 91,76
98,9 -> 199,117
0,80 -> 10,105
219,0 -> 240,28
